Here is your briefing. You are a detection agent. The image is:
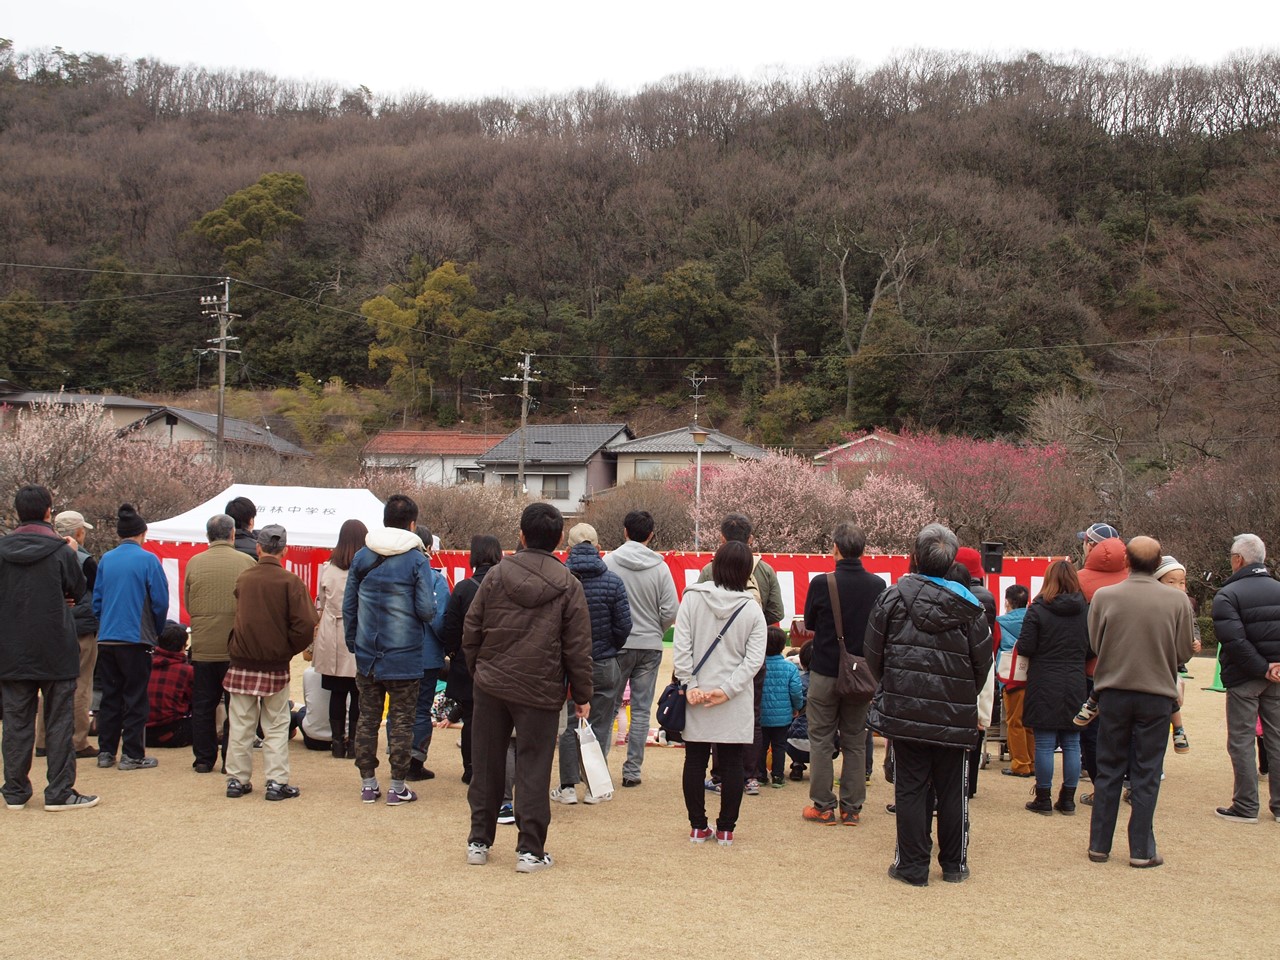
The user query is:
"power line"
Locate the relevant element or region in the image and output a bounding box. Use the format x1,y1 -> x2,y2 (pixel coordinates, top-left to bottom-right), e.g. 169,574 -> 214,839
11,283 -> 222,305
0,261 -> 226,281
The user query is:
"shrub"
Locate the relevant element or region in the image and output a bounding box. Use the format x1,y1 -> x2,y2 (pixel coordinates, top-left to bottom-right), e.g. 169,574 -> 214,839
581,481 -> 693,552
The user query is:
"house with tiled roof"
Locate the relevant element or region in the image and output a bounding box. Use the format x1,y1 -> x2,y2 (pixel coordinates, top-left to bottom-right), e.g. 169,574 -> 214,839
0,386 -> 311,459
476,423 -> 633,512
611,424 -> 768,484
813,430 -> 905,476
361,431 -> 498,485
125,406 -> 313,459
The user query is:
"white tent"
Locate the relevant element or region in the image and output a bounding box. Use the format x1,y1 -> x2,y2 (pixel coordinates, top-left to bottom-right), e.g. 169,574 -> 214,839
147,484 -> 386,548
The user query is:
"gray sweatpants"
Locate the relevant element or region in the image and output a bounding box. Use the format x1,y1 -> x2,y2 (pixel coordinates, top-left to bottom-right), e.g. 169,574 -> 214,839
1226,678 -> 1280,819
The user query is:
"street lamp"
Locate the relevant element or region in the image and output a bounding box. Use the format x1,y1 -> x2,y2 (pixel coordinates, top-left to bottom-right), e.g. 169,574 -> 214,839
691,425 -> 709,552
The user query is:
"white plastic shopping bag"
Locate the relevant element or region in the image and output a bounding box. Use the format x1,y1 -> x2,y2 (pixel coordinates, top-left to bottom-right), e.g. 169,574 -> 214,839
576,719 -> 614,799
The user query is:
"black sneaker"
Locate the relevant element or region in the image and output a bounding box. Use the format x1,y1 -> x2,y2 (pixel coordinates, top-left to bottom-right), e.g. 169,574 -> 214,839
622,778 -> 641,788
887,865 -> 927,887
226,778 -> 253,798
942,865 -> 970,883
265,780 -> 300,801
405,759 -> 435,782
1215,805 -> 1259,824
193,762 -> 214,774
44,790 -> 100,812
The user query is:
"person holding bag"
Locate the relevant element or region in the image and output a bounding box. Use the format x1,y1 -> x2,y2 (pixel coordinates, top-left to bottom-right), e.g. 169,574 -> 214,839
800,522 -> 886,826
1017,560 -> 1091,816
673,541 -> 767,846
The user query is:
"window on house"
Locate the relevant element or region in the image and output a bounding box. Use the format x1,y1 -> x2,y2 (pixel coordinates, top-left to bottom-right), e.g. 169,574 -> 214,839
542,475 -> 569,500
456,467 -> 484,484
634,459 -> 666,481
500,474 -> 521,494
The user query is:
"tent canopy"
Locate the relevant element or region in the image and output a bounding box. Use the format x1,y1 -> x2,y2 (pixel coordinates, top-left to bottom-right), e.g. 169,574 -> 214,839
147,484 -> 385,548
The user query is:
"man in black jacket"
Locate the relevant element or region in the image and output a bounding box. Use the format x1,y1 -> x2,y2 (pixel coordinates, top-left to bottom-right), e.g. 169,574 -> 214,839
801,521 -> 885,825
865,523 -> 992,886
226,496 -> 258,558
0,485 -> 98,811
1211,533 -> 1280,824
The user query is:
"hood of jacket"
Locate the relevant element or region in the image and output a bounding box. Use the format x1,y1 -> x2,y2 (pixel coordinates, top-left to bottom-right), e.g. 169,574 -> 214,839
497,550 -> 574,609
898,575 -> 984,634
682,580 -> 755,619
365,527 -> 425,558
1040,591 -> 1085,616
0,523 -> 67,565
1084,537 -> 1127,574
566,541 -> 607,580
607,538 -> 666,571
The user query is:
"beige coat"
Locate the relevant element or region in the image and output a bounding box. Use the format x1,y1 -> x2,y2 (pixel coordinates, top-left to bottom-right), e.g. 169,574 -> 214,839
312,562 -> 356,678
184,541 -> 256,662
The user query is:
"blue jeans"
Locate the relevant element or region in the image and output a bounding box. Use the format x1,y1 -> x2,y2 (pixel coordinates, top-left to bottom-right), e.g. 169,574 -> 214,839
1034,728 -> 1081,791
612,648 -> 663,782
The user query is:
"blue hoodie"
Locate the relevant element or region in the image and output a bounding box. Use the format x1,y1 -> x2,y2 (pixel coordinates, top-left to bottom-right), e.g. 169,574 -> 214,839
343,527 -> 438,680
93,540 -> 169,646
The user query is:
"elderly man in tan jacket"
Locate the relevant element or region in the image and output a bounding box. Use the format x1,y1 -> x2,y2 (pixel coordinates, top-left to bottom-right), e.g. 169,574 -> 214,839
1086,535 -> 1195,869
183,514 -> 255,774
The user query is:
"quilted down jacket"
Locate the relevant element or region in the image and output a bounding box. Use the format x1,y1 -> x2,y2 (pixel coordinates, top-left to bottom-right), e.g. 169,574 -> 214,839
565,542 -> 631,661
760,653 -> 805,727
864,574 -> 992,749
1016,592 -> 1091,730
1212,563 -> 1280,688
462,549 -> 594,710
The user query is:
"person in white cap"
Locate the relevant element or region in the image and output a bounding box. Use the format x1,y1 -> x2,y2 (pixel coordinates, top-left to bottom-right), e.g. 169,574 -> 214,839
1154,555 -> 1200,754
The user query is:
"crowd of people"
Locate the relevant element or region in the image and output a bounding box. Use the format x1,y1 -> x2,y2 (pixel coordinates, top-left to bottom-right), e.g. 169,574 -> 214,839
2,483 -> 1278,882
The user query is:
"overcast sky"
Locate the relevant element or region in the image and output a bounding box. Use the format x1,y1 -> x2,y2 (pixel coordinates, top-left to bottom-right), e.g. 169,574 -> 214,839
6,1 -> 1272,102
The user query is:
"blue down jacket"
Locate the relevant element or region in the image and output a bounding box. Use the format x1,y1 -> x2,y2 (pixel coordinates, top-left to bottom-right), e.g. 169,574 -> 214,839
565,542 -> 631,661
760,654 -> 805,727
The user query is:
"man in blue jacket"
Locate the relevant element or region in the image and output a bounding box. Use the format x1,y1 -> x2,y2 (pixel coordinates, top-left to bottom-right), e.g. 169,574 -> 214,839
1,485 -> 97,810
407,524 -> 450,782
92,503 -> 169,771
344,494 -> 437,806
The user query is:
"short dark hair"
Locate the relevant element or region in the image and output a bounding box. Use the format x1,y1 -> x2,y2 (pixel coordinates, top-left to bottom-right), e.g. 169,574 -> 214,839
914,523 -> 959,577
158,621 -> 188,653
623,510 -> 655,543
14,484 -> 52,523
946,562 -> 971,587
521,502 -> 564,551
766,625 -> 786,657
721,513 -> 753,544
832,521 -> 866,559
1005,584 -> 1029,609
415,524 -> 433,551
225,496 -> 256,530
469,534 -> 503,568
711,539 -> 753,591
384,494 -> 419,530
798,640 -> 814,669
206,514 -> 235,543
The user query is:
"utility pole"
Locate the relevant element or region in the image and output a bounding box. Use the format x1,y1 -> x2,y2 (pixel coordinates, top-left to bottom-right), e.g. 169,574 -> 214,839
501,353 -> 539,495
687,372 -> 717,424
199,279 -> 240,468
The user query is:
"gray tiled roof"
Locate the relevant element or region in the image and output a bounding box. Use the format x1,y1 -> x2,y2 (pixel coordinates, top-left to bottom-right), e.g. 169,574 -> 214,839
612,425 -> 768,459
137,407 -> 313,458
0,391 -> 159,409
477,423 -> 632,465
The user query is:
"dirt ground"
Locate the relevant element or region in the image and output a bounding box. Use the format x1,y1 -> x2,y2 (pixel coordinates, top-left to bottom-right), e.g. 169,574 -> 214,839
1,656 -> 1275,960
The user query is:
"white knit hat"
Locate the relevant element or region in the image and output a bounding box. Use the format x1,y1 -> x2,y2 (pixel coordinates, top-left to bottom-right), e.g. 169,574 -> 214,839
1153,555 -> 1185,581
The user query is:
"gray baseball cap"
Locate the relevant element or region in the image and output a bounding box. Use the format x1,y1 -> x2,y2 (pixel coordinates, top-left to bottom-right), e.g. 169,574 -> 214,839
256,524 -> 287,548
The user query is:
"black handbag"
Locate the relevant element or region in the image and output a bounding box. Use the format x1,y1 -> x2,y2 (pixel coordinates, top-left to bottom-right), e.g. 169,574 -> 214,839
828,573 -> 877,702
656,601 -> 750,734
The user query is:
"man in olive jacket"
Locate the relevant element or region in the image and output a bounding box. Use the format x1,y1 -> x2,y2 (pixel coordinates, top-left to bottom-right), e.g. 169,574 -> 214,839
0,485 -> 96,811
183,514 -> 255,774
462,502 -> 593,873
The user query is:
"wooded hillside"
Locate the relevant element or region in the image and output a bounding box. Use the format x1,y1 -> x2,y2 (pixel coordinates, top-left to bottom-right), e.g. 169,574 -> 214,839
2,42 -> 1278,471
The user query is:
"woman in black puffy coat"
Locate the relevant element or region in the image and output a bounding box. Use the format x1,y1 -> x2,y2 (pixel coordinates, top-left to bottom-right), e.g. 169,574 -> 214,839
1016,560 -> 1091,816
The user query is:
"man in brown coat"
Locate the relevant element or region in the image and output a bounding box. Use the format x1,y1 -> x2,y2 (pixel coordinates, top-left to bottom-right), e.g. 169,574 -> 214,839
223,525 -> 316,801
462,502 -> 593,872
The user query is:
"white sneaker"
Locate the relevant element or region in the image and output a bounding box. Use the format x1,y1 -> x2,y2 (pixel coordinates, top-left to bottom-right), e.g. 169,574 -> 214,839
583,790 -> 613,804
516,851 -> 554,873
550,786 -> 577,805
466,842 -> 490,866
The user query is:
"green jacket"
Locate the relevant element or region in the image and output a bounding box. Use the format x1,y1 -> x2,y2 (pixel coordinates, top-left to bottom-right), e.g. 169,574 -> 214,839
697,554 -> 785,625
184,541 -> 256,662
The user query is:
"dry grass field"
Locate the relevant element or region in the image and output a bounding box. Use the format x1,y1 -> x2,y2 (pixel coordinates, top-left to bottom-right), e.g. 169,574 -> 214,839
1,656 -> 1274,960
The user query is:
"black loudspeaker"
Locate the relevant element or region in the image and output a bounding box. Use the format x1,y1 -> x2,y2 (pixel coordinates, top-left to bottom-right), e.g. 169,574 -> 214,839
980,541 -> 1004,574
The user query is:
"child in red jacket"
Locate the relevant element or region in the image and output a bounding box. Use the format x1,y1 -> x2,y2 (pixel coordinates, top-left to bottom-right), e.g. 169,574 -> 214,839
146,622 -> 194,747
